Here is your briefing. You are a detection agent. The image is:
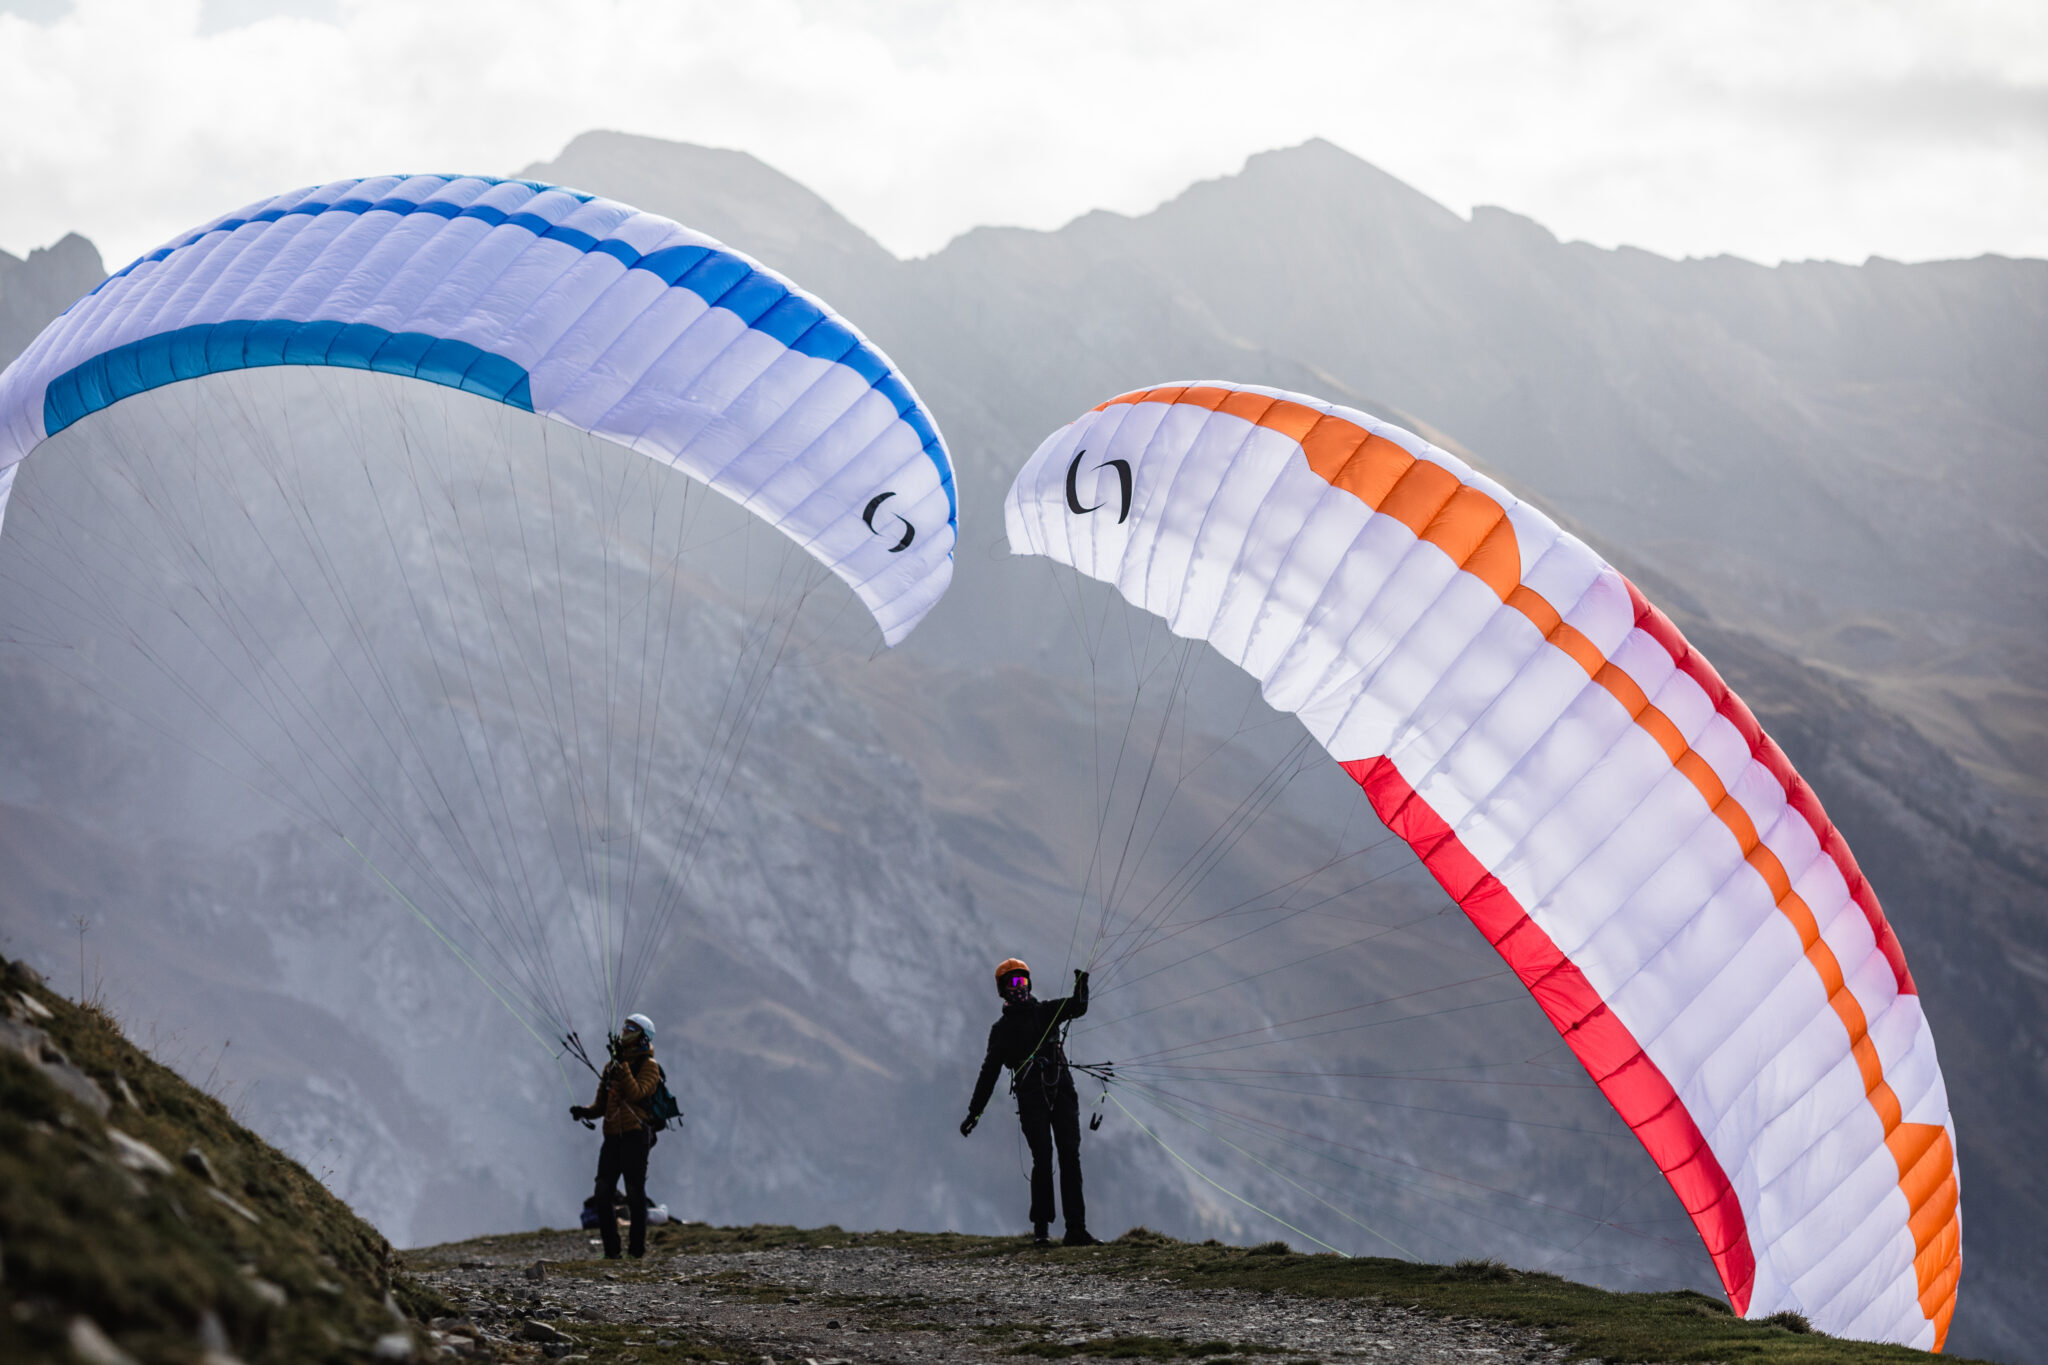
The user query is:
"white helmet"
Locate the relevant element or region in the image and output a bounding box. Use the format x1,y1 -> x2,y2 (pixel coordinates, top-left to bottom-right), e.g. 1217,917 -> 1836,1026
624,1012 -> 656,1039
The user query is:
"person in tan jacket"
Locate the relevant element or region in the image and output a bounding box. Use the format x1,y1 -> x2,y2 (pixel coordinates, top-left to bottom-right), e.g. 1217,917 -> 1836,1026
569,1012 -> 662,1258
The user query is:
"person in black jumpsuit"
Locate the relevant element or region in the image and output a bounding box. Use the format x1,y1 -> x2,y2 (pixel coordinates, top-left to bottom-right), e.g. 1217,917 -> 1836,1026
960,959 -> 1099,1246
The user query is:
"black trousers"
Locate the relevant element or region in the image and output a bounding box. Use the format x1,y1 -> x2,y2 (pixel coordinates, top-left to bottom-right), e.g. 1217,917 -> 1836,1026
592,1128 -> 651,1257
1017,1069 -> 1085,1234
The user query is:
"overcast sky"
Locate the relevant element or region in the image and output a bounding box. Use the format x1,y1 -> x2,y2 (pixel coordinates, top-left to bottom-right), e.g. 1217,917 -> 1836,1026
1,0 -> 2042,270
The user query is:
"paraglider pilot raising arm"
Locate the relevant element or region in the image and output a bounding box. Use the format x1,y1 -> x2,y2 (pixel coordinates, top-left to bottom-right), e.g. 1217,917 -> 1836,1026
960,960 -> 1096,1246
964,963 -> 1090,1127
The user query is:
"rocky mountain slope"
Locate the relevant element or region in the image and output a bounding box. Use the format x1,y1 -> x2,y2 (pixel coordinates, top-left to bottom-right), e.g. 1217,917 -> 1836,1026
0,135 -> 2041,1361
0,950 -> 449,1362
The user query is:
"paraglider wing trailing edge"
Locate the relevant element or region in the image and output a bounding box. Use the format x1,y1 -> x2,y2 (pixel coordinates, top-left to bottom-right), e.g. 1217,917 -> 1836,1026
1005,382 -> 1959,1351
0,173 -> 957,645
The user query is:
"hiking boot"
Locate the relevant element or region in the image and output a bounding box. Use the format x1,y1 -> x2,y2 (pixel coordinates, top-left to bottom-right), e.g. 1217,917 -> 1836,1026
1063,1229 -> 1101,1247
1032,1222 -> 1053,1248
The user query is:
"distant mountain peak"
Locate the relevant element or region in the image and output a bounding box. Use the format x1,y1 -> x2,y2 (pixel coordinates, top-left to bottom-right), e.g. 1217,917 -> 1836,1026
536,130 -> 809,201
1113,137 -> 1467,246
518,130 -> 897,291
0,231 -> 107,370
10,231 -> 102,275
1242,135 -> 1367,170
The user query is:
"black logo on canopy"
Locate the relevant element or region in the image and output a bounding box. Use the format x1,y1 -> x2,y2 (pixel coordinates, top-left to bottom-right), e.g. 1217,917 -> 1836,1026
862,491 -> 916,553
1064,449 -> 1132,524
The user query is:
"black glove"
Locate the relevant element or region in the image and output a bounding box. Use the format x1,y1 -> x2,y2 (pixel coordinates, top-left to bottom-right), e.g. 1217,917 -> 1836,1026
1075,969 -> 1089,986
959,1114 -> 978,1137
569,1104 -> 592,1121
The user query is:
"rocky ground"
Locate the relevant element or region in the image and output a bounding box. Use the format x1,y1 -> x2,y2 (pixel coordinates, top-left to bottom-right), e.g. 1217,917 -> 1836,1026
404,1226 -> 1573,1365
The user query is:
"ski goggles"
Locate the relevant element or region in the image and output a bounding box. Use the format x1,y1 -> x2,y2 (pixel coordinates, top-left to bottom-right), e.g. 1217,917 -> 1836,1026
1001,972 -> 1031,992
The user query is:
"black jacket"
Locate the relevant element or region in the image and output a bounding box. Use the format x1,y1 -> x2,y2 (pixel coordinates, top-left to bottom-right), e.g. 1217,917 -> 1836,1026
967,975 -> 1089,1118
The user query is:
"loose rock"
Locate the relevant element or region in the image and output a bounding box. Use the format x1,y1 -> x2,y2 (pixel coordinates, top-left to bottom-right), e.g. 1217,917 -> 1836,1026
181,1145 -> 220,1184
196,1308 -> 230,1353
105,1129 -> 174,1176
2,1019 -> 111,1117
242,1274 -> 288,1309
66,1315 -> 139,1365
206,1187 -> 261,1224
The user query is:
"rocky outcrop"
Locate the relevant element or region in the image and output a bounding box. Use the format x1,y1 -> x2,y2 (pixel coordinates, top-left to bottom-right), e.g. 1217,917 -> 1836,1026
1,972 -> 110,1117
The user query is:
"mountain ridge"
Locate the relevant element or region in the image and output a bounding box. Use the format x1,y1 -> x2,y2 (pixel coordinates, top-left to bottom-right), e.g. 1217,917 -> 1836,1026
1,133 -> 2041,1360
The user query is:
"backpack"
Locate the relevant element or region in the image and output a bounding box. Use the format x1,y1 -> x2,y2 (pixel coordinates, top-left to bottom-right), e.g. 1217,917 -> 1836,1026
641,1064 -> 682,1133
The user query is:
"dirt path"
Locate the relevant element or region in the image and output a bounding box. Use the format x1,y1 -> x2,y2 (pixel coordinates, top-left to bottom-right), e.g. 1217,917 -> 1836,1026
408,1227 -> 1575,1365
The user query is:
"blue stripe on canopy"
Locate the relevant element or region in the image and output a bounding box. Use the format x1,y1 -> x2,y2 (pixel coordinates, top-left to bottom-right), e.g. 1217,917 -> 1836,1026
84,176 -> 954,522
43,321 -> 534,438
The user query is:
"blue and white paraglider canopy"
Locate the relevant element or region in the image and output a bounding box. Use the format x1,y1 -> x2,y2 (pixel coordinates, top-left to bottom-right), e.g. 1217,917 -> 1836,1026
0,174 -> 955,644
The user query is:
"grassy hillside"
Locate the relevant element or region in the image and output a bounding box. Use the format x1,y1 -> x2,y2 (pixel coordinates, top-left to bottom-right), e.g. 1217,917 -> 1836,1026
0,953 -> 447,1363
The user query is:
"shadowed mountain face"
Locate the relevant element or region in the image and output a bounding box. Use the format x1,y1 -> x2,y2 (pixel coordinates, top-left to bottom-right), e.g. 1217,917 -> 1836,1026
1,133 -> 2043,1359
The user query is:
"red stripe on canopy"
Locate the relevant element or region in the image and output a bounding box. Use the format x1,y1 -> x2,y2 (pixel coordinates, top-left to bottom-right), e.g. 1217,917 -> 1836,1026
1344,754 -> 1758,1314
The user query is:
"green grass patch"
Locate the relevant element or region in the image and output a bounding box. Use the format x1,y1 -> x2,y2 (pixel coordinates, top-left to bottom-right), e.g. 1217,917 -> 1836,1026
1010,1236 -> 1980,1364
1009,1335 -> 1282,1359
543,1258 -> 672,1285
974,1317 -> 1060,1339
818,1289 -> 958,1331
691,1268 -> 805,1303
517,1317 -> 758,1362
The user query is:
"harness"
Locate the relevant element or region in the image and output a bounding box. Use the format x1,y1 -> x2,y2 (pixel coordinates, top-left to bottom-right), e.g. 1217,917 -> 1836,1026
1009,1016 -> 1074,1097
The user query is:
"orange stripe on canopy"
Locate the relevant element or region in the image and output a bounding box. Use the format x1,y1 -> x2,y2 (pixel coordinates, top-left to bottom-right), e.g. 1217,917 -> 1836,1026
1099,386 -> 1523,600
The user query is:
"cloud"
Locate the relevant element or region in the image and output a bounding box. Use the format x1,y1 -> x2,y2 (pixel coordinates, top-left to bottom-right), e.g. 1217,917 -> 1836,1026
0,0 -> 2042,267
1768,74 -> 2048,145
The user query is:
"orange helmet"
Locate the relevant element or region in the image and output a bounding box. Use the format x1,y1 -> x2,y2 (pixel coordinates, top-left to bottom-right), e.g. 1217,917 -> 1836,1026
994,958 -> 1031,995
